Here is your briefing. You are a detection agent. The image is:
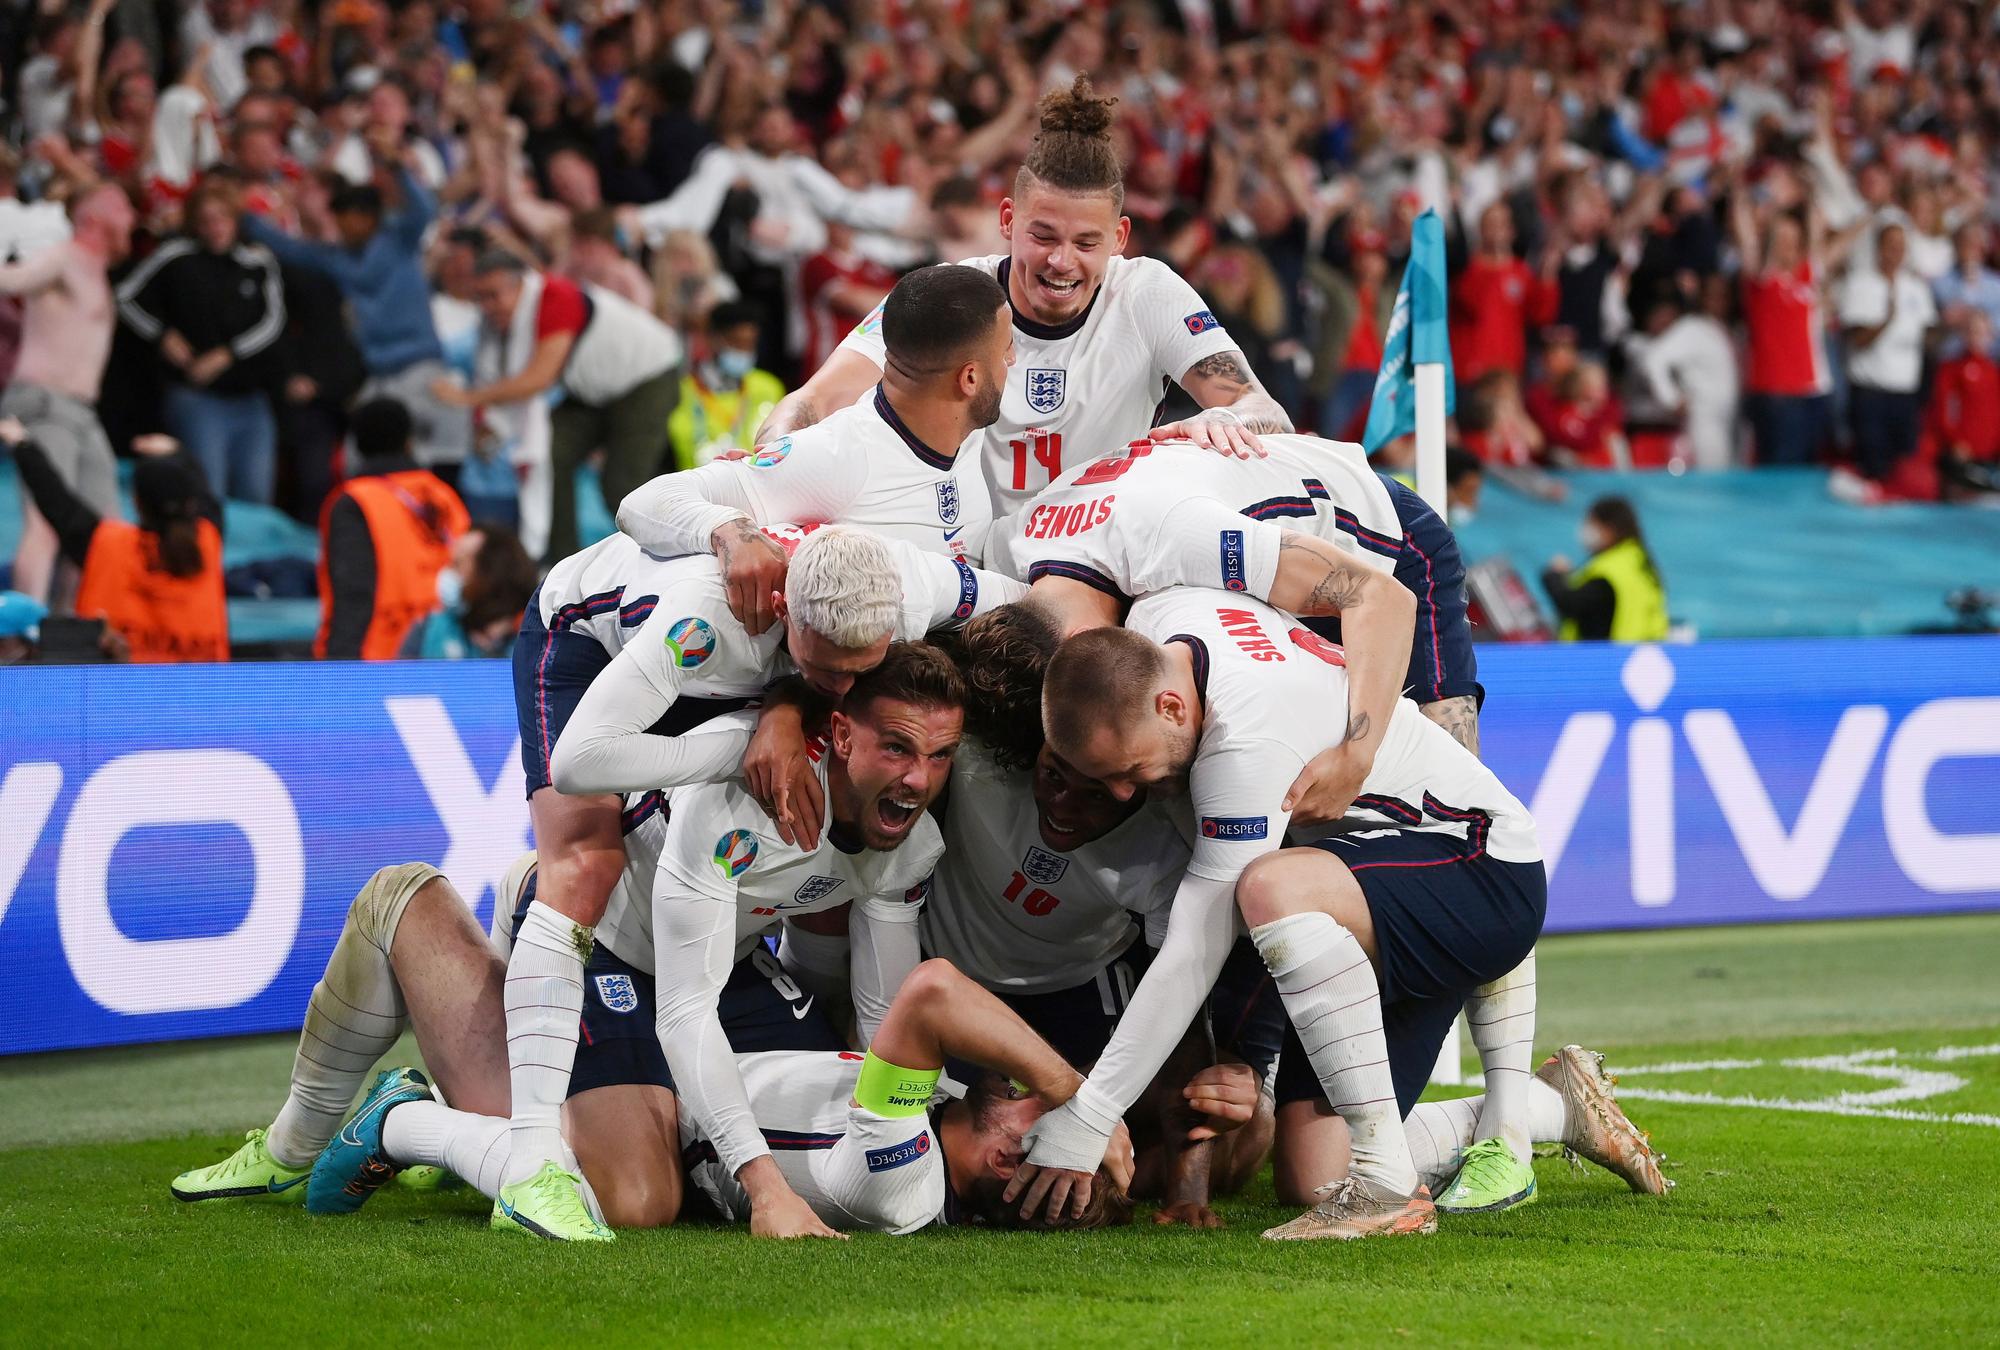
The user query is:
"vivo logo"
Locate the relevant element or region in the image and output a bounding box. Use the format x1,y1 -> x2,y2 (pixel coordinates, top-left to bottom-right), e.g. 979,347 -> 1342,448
0,696 -> 529,1016
1525,646 -> 2000,907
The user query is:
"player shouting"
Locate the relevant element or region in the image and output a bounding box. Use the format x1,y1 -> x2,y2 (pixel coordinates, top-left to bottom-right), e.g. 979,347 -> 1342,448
502,525 -> 1019,1236
759,76 -> 1293,516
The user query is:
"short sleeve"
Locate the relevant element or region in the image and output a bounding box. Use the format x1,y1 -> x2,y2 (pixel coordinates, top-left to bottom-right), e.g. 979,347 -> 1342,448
811,1107 -> 946,1234
1139,259 -> 1246,386
1185,737 -> 1303,882
832,299 -> 889,371
1129,497 -> 1285,599
535,275 -> 590,340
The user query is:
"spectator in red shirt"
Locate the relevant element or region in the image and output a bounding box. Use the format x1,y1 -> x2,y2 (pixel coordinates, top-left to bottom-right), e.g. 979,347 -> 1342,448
798,219 -> 896,381
1452,202 -> 1557,382
1930,311 -> 2000,500
1541,360 -> 1626,469
1733,198 -> 1834,466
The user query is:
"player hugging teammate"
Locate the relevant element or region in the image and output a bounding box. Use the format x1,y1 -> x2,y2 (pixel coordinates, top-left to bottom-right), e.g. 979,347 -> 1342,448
171,76 -> 1667,1244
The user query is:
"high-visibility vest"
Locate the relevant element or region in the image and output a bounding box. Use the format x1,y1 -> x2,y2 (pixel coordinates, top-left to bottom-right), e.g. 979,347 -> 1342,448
1560,536 -> 1669,642
75,518 -> 229,663
315,469 -> 470,661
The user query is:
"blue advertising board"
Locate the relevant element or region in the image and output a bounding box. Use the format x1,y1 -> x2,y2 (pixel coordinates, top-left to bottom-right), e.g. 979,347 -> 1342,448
2,637 -> 1997,1055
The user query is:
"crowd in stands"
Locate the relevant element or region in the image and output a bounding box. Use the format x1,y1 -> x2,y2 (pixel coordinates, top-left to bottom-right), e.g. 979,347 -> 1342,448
2,0 -> 1998,661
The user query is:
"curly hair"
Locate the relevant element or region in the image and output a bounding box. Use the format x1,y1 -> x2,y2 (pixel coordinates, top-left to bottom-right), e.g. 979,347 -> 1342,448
941,602 -> 1063,772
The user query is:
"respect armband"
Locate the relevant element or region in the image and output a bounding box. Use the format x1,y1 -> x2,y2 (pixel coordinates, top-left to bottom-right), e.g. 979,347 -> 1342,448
854,1052 -> 942,1118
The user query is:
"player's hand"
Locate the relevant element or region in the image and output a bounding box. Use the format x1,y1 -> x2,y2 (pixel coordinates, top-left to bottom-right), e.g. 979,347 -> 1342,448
1103,1121 -> 1135,1191
1149,408 -> 1267,459
1005,1162 -> 1095,1225
1153,1201 -> 1226,1229
1283,742 -> 1373,828
1183,1063 -> 1260,1141
743,705 -> 822,850
749,1187 -> 847,1240
712,518 -> 789,634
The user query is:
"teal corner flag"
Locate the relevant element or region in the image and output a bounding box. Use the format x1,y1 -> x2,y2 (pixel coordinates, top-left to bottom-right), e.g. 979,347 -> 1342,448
1361,207 -> 1456,454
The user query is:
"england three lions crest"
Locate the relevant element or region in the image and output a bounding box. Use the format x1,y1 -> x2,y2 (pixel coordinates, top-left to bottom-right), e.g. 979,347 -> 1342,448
594,974 -> 639,1014
935,479 -> 960,525
1022,846 -> 1070,886
1027,368 -> 1065,414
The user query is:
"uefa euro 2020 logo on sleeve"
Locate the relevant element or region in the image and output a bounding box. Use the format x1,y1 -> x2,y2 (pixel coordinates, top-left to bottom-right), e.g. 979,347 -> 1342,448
663,616 -> 716,668
713,829 -> 759,879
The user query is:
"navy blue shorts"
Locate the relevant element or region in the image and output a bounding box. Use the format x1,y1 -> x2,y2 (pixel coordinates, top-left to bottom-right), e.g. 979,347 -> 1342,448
1305,476 -> 1482,710
512,588 -> 615,798
1273,829 -> 1545,1116
512,586 -> 754,798
510,872 -> 843,1097
1208,937 -> 1285,1086
969,932 -> 1156,1077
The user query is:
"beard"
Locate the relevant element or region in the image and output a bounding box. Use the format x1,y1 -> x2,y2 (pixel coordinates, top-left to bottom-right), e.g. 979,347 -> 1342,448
970,373 -> 1004,430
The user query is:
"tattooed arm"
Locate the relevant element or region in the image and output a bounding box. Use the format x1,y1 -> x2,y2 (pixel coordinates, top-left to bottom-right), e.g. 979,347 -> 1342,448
755,347 -> 878,441
1265,531 -> 1416,827
1148,350 -> 1295,457
1420,694 -> 1481,756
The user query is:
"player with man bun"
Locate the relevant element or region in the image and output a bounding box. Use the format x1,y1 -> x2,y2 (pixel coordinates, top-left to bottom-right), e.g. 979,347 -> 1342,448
763,76 -> 1294,516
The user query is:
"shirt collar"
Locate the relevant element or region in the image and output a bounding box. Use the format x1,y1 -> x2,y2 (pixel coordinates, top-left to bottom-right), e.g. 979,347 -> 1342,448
996,257 -> 1100,341
872,385 -> 956,471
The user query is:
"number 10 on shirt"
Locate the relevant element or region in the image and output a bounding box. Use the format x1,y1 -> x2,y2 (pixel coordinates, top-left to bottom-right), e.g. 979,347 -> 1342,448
1010,430 -> 1063,491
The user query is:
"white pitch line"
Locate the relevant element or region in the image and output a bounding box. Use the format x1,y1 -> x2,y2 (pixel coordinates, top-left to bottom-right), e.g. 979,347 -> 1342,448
1611,1085 -> 2000,1130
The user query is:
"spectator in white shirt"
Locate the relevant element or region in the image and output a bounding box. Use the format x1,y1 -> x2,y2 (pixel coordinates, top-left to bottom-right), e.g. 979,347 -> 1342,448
1840,222 -> 1937,481
1631,281 -> 1742,471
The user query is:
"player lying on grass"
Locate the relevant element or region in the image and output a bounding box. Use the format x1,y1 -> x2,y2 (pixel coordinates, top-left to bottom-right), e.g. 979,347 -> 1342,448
505,523 -> 1021,1229
1016,591 -> 1549,1238
749,645 -> 1281,1227
168,868 -> 1142,1235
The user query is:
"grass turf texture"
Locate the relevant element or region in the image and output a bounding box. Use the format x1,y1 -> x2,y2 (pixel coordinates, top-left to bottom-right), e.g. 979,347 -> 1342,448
5,913 -> 1998,1347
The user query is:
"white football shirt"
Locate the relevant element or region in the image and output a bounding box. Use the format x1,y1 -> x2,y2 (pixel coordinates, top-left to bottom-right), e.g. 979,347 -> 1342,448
837,254 -> 1242,516
993,434 -> 1404,597
923,747 -> 1189,993
544,532 -> 1021,797
640,745 -> 943,1178
615,387 -> 993,563
679,1050 -> 949,1234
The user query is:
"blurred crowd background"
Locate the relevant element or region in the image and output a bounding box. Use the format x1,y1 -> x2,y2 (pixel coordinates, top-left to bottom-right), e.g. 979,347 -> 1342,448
0,0 -> 1996,661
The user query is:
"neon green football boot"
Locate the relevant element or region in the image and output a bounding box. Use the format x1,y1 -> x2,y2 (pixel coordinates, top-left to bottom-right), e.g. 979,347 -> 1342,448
1434,1136 -> 1539,1213
491,1162 -> 614,1242
171,1129 -> 312,1203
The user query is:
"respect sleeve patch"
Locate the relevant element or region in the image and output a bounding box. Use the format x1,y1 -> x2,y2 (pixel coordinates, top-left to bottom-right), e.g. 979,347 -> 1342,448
864,1133 -> 933,1173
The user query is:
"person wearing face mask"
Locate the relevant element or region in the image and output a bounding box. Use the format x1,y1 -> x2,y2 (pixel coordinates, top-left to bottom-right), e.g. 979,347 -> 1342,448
1541,495 -> 1669,642
667,301 -> 787,470
416,524 -> 537,659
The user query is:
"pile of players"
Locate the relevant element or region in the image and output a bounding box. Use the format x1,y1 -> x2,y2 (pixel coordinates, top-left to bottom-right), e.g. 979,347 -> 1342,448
172,82 -> 1667,1243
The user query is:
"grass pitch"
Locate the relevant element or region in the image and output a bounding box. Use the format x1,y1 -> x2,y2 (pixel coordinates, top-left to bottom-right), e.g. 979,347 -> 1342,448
5,913 -> 1998,1348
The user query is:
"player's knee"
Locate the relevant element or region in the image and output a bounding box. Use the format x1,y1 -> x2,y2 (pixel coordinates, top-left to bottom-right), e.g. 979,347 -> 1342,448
538,851 -> 626,923
594,1172 -> 681,1229
1235,851 -> 1317,928
352,862 -> 446,951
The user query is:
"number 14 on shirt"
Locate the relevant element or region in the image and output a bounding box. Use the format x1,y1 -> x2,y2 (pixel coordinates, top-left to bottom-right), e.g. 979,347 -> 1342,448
1010,430 -> 1063,492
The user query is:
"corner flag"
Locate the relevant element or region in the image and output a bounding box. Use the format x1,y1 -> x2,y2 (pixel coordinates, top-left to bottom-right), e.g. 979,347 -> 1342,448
1362,207 -> 1456,455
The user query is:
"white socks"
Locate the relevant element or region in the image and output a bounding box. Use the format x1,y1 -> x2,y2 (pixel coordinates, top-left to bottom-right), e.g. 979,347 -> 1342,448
1252,912 -> 1419,1197
1405,1081 -> 1570,1191
383,1101 -> 512,1197
503,900 -> 589,1186
265,876 -> 411,1169
1465,950 -> 1538,1164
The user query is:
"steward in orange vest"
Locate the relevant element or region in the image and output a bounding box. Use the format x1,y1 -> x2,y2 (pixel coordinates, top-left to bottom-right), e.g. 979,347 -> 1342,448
317,397 -> 471,660
8,428 -> 228,662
